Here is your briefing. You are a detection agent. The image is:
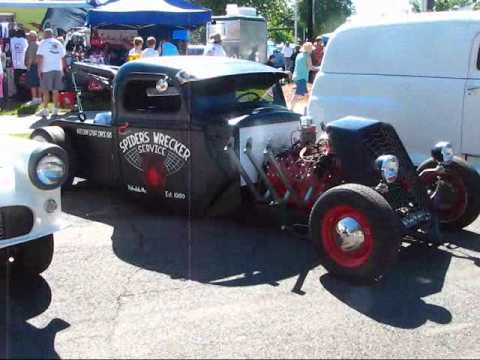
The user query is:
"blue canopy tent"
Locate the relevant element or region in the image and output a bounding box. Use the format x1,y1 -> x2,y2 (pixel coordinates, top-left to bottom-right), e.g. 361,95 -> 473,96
87,0 -> 212,28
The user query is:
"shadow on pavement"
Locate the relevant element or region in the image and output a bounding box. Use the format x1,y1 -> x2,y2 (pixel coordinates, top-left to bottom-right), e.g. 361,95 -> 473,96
62,185 -> 480,329
62,185 -> 319,289
0,275 -> 70,359
321,230 -> 480,329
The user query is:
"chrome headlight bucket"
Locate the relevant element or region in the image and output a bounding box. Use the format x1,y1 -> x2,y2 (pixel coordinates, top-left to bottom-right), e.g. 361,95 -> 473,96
432,142 -> 454,164
29,145 -> 69,190
375,155 -> 399,184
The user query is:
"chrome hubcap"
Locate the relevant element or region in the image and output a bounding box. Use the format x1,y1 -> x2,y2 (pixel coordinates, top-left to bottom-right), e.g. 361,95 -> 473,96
335,217 -> 366,252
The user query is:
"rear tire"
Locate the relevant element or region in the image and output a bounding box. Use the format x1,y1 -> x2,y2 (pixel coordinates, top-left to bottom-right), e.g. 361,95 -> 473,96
309,184 -> 401,283
30,126 -> 78,189
418,157 -> 480,231
13,235 -> 54,275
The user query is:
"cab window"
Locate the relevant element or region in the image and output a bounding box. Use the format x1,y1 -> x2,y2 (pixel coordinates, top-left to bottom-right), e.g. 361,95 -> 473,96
123,80 -> 181,114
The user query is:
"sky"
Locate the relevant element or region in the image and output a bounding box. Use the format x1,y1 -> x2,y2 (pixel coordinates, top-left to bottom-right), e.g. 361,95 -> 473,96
352,0 -> 413,17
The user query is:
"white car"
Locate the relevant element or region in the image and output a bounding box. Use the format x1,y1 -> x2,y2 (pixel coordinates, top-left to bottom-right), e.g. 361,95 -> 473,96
0,136 -> 68,276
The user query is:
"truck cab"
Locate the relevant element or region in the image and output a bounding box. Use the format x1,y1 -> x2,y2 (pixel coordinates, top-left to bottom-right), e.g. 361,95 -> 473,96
33,57 -> 299,214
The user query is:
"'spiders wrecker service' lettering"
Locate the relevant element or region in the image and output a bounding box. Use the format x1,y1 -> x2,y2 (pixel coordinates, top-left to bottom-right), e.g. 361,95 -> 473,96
120,131 -> 191,162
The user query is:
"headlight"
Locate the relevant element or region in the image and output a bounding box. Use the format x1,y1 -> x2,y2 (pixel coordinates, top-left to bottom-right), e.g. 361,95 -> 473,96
375,155 -> 399,184
29,146 -> 69,190
36,155 -> 66,186
432,142 -> 454,164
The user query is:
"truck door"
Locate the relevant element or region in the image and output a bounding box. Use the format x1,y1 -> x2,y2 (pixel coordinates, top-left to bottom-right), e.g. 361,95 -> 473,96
462,33 -> 480,157
114,73 -> 191,209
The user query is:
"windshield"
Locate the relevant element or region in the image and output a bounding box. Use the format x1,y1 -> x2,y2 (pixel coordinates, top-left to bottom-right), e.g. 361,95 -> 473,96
191,74 -> 282,116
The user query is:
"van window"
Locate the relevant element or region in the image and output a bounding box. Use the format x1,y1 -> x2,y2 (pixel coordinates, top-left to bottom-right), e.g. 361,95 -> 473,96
477,46 -> 480,70
123,80 -> 181,114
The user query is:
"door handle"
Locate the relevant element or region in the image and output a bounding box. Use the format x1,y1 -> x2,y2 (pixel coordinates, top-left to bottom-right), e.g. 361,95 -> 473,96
467,86 -> 480,94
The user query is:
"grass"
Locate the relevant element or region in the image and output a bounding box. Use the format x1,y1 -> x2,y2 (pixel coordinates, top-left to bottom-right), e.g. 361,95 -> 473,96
0,8 -> 47,31
0,99 -> 24,116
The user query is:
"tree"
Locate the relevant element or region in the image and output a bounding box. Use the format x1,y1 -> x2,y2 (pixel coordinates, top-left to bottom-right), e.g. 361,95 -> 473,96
192,0 -> 295,42
297,0 -> 353,41
410,0 -> 422,12
435,0 -> 474,10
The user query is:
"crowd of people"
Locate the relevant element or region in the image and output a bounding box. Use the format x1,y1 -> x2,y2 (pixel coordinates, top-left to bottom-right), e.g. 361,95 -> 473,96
0,23 -> 319,115
0,28 -> 67,116
0,27 -> 229,114
267,36 -> 325,110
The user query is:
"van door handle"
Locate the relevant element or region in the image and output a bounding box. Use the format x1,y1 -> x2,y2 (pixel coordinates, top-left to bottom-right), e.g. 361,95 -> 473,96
467,86 -> 480,94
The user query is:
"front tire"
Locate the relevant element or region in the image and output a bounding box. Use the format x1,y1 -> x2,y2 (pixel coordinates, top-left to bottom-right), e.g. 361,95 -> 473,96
418,157 -> 480,231
13,235 -> 54,275
309,184 -> 401,283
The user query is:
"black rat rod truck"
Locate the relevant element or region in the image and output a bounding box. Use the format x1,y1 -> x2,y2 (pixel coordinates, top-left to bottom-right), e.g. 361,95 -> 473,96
31,57 -> 480,283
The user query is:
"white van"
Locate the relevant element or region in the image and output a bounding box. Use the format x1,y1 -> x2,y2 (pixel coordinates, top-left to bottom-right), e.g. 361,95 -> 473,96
308,12 -> 480,168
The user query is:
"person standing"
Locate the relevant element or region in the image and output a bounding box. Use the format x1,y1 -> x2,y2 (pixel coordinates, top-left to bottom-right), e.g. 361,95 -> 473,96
36,28 -> 66,117
310,36 -> 324,83
0,44 -> 5,110
10,28 -> 28,101
142,37 -> 159,58
25,30 -> 41,105
159,34 -> 179,56
289,42 -> 318,112
128,37 -> 143,61
282,42 -> 294,72
203,33 -> 226,57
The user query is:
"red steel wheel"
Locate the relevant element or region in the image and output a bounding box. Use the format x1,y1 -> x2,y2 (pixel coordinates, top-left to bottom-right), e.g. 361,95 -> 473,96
418,157 -> 480,231
310,184 -> 401,283
420,171 -> 467,224
321,205 -> 374,268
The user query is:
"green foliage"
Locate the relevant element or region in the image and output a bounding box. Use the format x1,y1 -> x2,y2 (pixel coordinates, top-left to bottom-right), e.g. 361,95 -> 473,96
410,0 -> 422,12
435,0 -> 474,10
0,8 -> 47,31
17,103 -> 39,116
298,0 -> 353,39
192,0 -> 294,42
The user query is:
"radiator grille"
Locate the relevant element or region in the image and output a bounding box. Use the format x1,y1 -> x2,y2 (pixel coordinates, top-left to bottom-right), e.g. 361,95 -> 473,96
362,125 -> 429,210
0,206 -> 34,240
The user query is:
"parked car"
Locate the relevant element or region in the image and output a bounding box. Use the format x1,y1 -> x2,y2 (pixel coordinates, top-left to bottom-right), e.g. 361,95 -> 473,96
308,12 -> 480,171
31,57 -> 480,282
0,136 -> 68,277
186,44 -> 206,56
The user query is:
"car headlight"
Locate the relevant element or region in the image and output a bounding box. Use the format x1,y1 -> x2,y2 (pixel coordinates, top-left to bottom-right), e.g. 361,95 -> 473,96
432,142 -> 454,164
375,155 -> 399,184
29,146 -> 69,190
37,155 -> 66,186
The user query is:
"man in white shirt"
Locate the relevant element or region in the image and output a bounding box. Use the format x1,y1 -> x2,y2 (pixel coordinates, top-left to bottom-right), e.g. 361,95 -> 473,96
36,28 -> 66,117
203,33 -> 226,57
282,42 -> 294,72
10,28 -> 28,100
142,37 -> 159,58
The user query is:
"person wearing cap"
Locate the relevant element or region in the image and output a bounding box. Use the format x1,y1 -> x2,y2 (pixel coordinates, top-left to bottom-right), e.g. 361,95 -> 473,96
203,33 -> 226,57
25,30 -> 41,105
289,42 -> 319,112
36,28 -> 66,117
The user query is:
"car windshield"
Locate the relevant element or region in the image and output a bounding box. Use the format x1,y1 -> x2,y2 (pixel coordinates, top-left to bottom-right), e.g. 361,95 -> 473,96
191,73 -> 281,116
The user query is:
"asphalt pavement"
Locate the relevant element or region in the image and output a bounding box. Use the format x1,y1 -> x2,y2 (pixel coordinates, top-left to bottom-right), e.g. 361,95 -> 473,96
1,184 -> 480,359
